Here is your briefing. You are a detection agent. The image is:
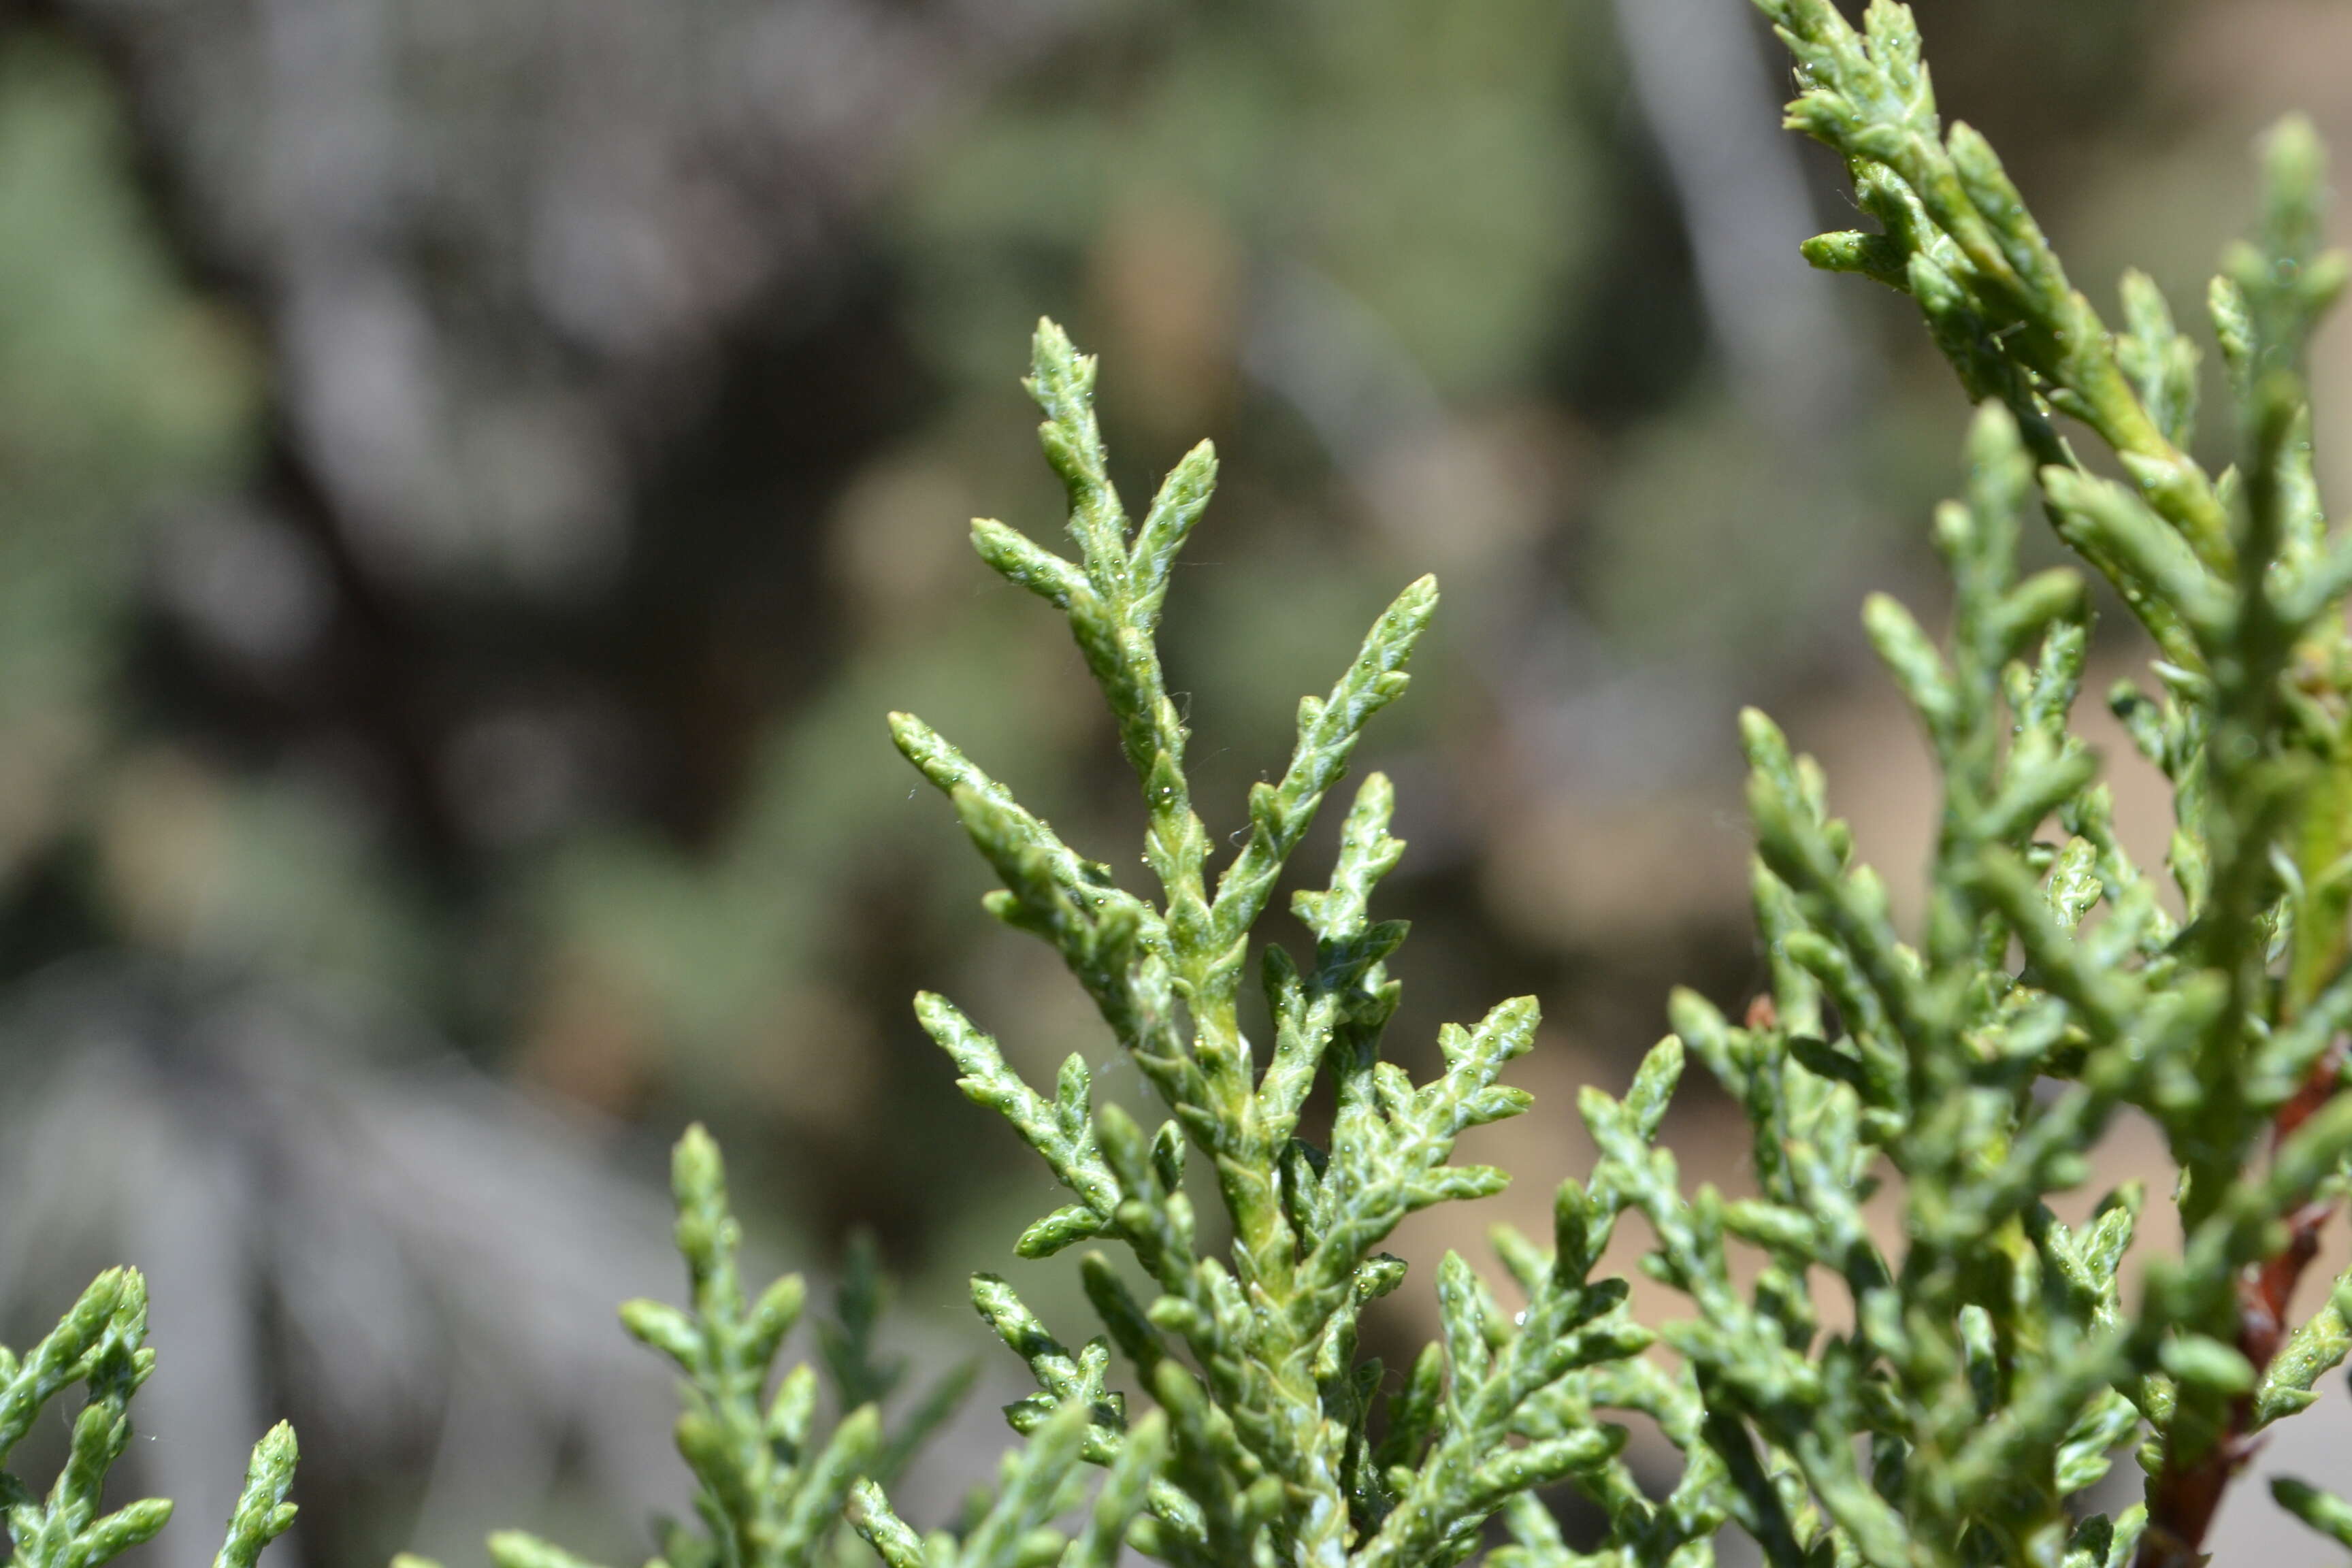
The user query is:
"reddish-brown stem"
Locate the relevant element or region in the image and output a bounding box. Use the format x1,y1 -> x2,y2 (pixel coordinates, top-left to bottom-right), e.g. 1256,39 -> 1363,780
2137,1043 -> 2345,1568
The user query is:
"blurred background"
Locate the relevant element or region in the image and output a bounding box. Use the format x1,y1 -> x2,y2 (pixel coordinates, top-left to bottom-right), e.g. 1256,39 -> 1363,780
0,0 -> 2346,1561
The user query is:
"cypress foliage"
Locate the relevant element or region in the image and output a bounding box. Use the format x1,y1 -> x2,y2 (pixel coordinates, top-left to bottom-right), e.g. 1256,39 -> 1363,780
0,1271 -> 297,1568
842,4 -> 2352,1558
56,6 -> 2352,1568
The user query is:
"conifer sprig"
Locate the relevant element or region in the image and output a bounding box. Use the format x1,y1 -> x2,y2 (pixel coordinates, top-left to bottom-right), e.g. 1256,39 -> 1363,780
1658,3 -> 2352,1564
413,12 -> 2352,1567
479,1126 -> 966,1568
874,321 -> 1653,1568
214,1424 -> 301,1568
846,1402 -> 1166,1568
0,1270 -> 299,1568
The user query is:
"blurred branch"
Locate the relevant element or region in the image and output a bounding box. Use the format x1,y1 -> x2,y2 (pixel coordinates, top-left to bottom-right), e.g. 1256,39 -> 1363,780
1610,0 -> 1858,434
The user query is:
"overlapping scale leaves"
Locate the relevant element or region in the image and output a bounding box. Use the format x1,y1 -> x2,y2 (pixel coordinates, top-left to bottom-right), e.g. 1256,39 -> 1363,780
470,1127 -> 970,1568
0,1269 -> 298,1568
861,10 -> 2352,1560
1568,4 -> 2352,1566
871,321 -> 1656,1568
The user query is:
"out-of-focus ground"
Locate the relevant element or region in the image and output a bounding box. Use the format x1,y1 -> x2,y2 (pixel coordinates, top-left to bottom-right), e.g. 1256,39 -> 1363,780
0,0 -> 2346,1562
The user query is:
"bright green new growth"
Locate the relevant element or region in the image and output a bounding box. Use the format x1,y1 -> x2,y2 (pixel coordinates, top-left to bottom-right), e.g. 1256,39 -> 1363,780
213,1424 -> 301,1568
0,1269 -> 297,1568
480,1126 -> 970,1568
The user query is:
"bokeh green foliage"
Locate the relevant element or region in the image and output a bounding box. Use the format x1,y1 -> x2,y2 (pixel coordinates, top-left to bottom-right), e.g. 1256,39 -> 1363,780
0,29 -> 429,1000
896,0 -> 1612,403
0,35 -> 257,887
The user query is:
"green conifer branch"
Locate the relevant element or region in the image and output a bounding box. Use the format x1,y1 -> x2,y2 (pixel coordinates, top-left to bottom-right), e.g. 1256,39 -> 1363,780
399,15 -> 2352,1568
0,1271 -> 299,1568
483,1126 -> 964,1568
5,1272 -> 172,1568
883,321 -> 1647,1567
847,1403 -> 1167,1568
1650,6 -> 2352,1565
866,48 -> 2352,1558
213,1423 -> 300,1568
1755,0 -> 2232,566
